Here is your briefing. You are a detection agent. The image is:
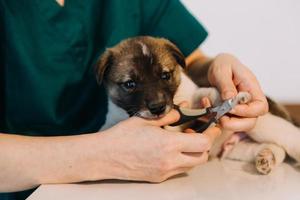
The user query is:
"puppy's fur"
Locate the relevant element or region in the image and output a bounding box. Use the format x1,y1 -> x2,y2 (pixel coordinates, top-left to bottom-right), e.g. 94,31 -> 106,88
96,36 -> 300,174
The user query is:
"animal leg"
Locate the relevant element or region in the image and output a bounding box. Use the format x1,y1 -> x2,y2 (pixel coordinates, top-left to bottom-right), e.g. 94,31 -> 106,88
225,140 -> 286,174
249,113 -> 300,163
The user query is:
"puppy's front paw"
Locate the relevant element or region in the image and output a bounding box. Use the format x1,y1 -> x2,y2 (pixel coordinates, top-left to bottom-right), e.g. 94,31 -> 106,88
236,92 -> 252,104
255,148 -> 276,175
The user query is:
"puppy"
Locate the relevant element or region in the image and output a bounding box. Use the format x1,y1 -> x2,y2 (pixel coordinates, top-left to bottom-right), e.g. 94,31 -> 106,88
95,36 -> 300,174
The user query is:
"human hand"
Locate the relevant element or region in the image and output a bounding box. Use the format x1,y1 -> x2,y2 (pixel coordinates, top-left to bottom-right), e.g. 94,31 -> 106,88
208,53 -> 268,131
95,108 -> 221,183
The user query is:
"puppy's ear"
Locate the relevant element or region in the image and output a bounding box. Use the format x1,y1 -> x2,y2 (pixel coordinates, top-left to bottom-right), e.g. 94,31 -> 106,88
95,50 -> 113,84
165,42 -> 186,68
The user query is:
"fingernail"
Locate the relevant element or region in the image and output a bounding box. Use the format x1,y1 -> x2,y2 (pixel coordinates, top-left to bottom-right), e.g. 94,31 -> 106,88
230,108 -> 236,113
223,91 -> 235,99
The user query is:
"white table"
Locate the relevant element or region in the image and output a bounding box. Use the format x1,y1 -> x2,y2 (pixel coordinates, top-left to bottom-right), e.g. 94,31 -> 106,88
27,159 -> 300,200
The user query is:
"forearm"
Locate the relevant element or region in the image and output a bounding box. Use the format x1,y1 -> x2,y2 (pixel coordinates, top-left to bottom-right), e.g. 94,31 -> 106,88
0,132 -> 108,192
185,49 -> 213,87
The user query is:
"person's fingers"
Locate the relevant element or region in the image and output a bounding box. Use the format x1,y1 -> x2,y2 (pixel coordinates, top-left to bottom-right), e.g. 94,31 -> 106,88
176,126 -> 221,152
201,126 -> 222,144
146,101 -> 189,127
162,152 -> 209,181
161,166 -> 194,182
219,115 -> 257,131
231,74 -> 268,117
184,128 -> 195,133
178,151 -> 209,167
230,81 -> 268,117
209,54 -> 268,118
210,65 -> 238,100
146,109 -> 180,127
200,97 -> 211,108
230,100 -> 268,118
175,133 -> 210,152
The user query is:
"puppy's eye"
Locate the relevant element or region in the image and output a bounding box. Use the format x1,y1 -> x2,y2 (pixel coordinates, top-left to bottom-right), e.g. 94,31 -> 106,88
121,80 -> 136,91
161,72 -> 171,80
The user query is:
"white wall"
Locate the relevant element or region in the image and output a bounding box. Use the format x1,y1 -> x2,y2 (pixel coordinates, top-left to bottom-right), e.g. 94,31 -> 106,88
181,0 -> 300,103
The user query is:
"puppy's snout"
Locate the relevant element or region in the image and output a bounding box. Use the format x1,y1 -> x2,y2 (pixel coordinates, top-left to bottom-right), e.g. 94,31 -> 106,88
147,102 -> 166,115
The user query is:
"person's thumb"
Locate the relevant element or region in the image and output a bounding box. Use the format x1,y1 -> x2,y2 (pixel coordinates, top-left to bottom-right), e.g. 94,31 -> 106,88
146,108 -> 178,127
146,101 -> 188,127
147,109 -> 180,126
213,70 -> 237,100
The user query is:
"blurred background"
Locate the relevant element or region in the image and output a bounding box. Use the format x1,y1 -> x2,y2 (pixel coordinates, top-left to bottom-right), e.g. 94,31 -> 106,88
182,0 -> 300,103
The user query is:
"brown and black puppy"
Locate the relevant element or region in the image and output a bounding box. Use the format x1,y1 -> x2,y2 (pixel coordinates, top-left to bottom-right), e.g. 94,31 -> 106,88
95,36 -> 300,174
96,37 -> 183,122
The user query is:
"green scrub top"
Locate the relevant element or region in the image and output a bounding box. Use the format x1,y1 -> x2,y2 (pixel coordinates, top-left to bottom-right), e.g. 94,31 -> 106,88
0,0 -> 208,199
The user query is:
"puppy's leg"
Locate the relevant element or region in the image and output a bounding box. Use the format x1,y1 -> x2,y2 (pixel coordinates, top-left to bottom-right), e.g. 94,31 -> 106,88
225,141 -> 261,162
248,113 -> 300,163
225,141 -> 286,174
191,87 -> 222,108
210,130 -> 235,157
255,144 -> 286,175
220,132 -> 248,159
191,87 -> 251,108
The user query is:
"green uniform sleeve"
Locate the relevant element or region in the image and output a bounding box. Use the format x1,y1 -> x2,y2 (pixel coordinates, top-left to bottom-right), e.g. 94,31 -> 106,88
140,0 -> 208,57
0,1 -> 4,129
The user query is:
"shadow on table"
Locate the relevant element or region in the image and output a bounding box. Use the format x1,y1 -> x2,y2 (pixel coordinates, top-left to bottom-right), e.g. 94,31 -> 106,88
80,173 -> 189,185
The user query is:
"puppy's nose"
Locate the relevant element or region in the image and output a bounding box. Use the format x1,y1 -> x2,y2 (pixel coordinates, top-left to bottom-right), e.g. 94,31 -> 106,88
147,102 -> 166,115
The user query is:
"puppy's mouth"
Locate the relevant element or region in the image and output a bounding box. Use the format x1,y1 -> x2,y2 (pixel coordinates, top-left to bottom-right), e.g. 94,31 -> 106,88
134,104 -> 173,119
